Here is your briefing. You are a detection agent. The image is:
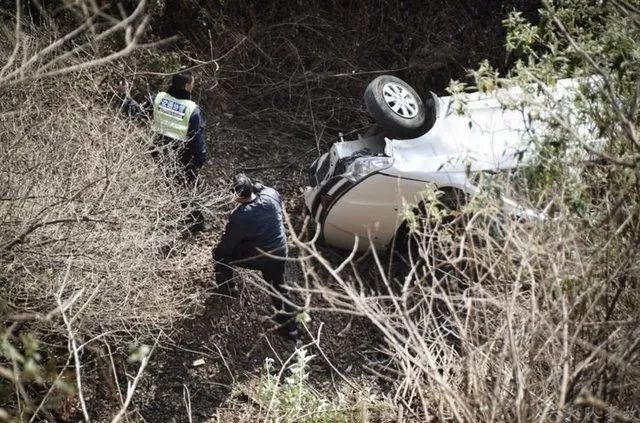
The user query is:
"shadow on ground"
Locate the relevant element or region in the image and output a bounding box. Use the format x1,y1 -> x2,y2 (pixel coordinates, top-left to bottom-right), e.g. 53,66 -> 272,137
126,118 -> 382,422
135,266 -> 380,422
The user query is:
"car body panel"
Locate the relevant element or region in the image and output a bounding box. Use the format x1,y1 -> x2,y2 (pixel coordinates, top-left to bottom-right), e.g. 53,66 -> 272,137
303,80 -> 590,252
322,173 -> 441,250
385,93 -> 532,179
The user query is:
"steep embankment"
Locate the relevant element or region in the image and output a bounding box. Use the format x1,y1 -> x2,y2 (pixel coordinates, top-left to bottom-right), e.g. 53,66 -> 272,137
116,2 -> 541,420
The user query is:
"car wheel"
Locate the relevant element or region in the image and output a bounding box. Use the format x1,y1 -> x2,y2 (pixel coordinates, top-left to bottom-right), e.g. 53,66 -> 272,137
364,75 -> 436,139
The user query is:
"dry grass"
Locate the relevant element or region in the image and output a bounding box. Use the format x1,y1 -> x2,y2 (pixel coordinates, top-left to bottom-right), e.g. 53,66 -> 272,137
290,185 -> 640,421
0,72 -> 222,340
0,2 -> 226,345
3,2 -> 638,422
0,3 -> 228,420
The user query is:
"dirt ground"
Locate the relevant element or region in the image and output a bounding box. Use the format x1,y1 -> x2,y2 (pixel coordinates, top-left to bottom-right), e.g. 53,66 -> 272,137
133,273 -> 383,422
112,120 -> 383,422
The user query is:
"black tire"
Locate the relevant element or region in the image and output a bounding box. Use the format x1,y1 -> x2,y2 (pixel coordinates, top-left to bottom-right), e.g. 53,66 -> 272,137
392,188 -> 468,258
364,75 -> 435,139
390,188 -> 470,291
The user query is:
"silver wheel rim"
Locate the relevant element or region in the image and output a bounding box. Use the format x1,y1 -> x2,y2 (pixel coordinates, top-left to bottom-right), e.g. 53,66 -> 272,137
382,82 -> 419,119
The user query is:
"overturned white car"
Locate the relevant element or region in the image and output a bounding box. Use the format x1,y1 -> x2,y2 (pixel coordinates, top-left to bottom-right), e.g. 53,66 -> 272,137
304,75 -> 546,252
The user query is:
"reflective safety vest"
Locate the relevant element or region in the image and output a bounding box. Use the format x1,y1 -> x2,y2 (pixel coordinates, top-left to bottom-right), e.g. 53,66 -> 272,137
151,92 -> 198,141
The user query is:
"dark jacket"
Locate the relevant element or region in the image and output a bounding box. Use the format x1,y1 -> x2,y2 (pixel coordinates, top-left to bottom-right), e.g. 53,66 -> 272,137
214,185 -> 287,261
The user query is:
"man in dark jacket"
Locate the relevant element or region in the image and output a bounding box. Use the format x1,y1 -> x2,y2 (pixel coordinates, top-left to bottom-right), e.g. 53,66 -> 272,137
122,70 -> 208,231
213,174 -> 300,341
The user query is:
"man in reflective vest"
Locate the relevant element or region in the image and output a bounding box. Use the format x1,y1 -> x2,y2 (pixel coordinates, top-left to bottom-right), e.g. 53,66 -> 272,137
120,71 -> 208,232
151,70 -> 208,187
146,71 -> 208,233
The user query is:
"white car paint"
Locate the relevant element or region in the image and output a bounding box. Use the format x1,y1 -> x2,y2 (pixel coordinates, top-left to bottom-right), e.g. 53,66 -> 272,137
304,79 -> 592,252
321,173 -> 466,250
386,94 -> 532,177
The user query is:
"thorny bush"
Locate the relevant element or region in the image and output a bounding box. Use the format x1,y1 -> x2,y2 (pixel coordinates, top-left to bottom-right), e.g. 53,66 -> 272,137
0,4 -> 222,419
0,71 -> 215,339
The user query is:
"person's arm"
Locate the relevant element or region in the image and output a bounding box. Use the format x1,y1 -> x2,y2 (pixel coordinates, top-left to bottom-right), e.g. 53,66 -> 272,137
187,107 -> 208,168
214,214 -> 244,260
119,84 -> 152,120
121,96 -> 149,118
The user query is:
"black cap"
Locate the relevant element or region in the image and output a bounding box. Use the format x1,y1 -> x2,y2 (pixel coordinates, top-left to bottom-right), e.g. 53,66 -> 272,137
171,70 -> 193,90
232,173 -> 253,198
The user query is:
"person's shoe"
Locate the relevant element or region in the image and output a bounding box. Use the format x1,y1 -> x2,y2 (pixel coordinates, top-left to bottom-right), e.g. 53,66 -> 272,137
276,323 -> 301,342
187,220 -> 212,235
272,312 -> 302,341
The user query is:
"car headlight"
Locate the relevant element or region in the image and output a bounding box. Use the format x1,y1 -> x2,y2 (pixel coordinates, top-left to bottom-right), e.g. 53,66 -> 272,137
343,157 -> 394,182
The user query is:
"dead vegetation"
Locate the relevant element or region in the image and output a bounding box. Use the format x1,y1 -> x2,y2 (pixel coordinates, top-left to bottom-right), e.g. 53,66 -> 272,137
3,0 -> 639,422
0,2 -> 225,420
291,194 -> 640,420
122,0 -> 539,146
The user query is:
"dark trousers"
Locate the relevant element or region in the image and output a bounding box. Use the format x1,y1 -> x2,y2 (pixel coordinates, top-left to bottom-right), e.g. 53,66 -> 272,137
152,142 -> 204,228
178,167 -> 204,228
214,245 -> 297,331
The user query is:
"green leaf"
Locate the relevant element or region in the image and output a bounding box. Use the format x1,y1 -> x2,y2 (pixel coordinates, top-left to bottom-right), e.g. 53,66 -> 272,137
296,311 -> 311,325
